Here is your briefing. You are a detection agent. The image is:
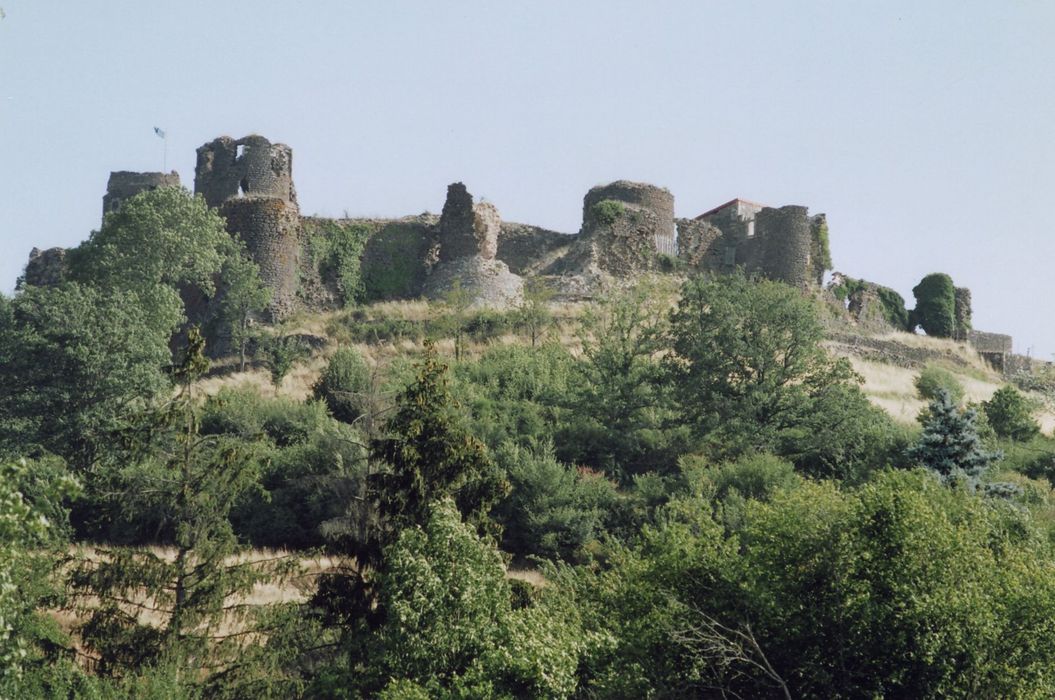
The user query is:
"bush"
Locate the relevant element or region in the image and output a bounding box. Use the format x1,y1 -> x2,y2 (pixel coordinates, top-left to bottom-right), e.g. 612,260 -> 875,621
911,272 -> 957,337
984,385 -> 1041,442
915,364 -> 965,405
493,443 -> 618,563
314,347 -> 372,424
591,199 -> 625,226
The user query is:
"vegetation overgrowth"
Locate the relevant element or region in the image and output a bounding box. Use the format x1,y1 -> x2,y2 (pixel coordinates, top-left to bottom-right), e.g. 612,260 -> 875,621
5,189 -> 1055,697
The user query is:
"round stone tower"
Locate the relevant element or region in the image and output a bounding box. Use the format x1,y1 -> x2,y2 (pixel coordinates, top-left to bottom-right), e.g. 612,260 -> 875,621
581,180 -> 676,254
755,205 -> 813,289
102,170 -> 181,217
195,134 -> 300,320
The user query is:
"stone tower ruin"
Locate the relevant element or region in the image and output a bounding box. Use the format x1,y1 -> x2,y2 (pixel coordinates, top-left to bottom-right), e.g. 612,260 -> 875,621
423,182 -> 523,306
195,135 -> 300,320
687,199 -> 826,289
582,180 -> 676,257
102,171 -> 181,218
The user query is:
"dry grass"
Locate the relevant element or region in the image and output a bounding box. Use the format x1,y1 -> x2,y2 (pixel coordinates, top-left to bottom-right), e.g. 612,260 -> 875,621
842,355 -> 1055,433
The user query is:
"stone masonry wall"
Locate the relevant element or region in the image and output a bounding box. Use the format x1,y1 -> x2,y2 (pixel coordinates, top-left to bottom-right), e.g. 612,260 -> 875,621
220,198 -> 301,320
967,330 -> 1013,354
582,180 -> 676,255
676,217 -> 724,271
438,182 -> 478,262
102,171 -> 181,217
954,287 -> 972,340
754,205 -> 813,288
195,135 -> 296,208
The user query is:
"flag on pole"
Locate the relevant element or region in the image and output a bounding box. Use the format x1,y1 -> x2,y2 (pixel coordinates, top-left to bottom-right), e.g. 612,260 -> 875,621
154,127 -> 166,139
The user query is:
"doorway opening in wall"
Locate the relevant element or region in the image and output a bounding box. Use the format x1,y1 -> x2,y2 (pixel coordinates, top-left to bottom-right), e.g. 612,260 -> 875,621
239,178 -> 249,196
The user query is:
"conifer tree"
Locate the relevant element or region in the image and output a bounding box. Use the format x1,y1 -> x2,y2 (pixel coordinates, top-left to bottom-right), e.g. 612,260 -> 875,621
68,328 -> 296,687
908,390 -> 1000,484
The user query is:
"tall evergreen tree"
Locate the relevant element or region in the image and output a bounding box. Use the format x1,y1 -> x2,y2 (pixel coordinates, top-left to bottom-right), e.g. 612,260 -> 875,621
908,390 -> 1000,484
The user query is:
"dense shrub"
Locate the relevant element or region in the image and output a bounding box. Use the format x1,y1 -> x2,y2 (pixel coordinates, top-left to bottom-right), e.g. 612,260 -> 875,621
591,199 -> 625,226
914,364 -> 965,405
568,470 -> 1055,698
314,347 -> 372,424
493,443 -> 619,563
984,385 -> 1041,441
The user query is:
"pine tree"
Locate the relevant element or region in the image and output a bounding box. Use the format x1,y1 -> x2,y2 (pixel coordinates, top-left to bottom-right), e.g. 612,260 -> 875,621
68,328 -> 297,687
907,390 -> 1000,485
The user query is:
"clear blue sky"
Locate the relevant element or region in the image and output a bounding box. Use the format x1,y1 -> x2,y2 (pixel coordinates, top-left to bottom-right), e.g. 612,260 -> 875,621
2,1 -> 1053,355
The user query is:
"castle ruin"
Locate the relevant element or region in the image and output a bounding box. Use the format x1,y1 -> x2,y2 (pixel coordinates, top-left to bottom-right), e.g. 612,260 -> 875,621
17,132 -> 1022,371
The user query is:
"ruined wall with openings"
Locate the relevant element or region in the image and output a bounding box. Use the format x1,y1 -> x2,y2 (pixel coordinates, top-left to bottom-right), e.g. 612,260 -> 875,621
195,134 -> 301,320
102,171 -> 181,216
195,135 -> 296,208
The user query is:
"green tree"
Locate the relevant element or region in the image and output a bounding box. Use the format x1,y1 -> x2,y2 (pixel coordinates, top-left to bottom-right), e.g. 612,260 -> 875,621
908,390 -> 1000,484
262,335 -> 308,392
441,280 -> 472,360
565,279 -> 685,480
359,499 -> 582,699
911,272 -> 957,337
983,385 -> 1040,442
369,343 -> 507,542
217,249 -> 270,372
569,470 -> 1055,698
68,187 -> 234,336
0,283 -> 171,468
0,459 -> 78,695
516,277 -> 554,348
665,273 -> 858,460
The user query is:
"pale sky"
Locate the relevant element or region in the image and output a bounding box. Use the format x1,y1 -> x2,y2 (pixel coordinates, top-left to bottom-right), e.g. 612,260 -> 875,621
2,1 -> 1053,355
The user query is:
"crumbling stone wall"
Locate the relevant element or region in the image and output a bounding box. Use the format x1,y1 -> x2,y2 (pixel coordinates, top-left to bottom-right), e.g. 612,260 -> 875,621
676,218 -> 724,271
496,222 -> 572,275
360,219 -> 438,301
954,287 -> 972,340
582,180 -> 676,256
438,182 -> 479,262
221,198 -> 301,320
195,135 -> 296,208
20,247 -> 68,288
968,329 -> 1013,372
102,171 -> 181,217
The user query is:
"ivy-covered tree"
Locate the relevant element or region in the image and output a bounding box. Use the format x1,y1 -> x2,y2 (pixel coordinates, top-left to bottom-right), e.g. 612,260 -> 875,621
911,272 -> 957,338
908,390 -> 1000,484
